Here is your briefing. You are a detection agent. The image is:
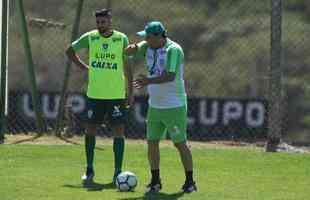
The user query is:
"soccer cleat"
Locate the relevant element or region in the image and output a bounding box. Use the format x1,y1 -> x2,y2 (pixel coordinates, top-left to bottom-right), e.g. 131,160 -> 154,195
112,170 -> 121,184
181,181 -> 197,193
81,168 -> 94,183
145,181 -> 162,193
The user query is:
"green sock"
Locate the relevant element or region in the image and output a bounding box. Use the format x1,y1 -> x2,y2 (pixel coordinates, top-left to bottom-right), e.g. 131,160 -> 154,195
113,137 -> 125,174
85,135 -> 96,169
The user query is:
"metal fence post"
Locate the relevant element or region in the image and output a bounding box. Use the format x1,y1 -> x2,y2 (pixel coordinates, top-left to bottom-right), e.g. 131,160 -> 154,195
16,0 -> 45,134
0,0 -> 9,143
267,0 -> 283,152
55,0 -> 84,136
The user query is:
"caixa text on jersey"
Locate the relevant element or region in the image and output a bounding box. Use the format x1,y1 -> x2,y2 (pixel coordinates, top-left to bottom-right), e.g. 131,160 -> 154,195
91,61 -> 118,70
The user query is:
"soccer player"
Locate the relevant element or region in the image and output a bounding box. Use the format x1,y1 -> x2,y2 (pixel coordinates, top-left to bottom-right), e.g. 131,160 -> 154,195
66,8 -> 133,183
125,21 -> 197,193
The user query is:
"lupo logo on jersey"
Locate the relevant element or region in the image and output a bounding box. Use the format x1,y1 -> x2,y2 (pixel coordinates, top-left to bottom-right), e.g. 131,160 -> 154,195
102,43 -> 109,50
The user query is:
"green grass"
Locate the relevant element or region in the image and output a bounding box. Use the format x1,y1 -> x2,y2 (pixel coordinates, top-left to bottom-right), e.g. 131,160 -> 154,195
1,139 -> 310,200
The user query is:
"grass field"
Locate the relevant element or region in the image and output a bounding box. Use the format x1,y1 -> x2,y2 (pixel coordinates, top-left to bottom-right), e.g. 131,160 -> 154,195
0,135 -> 310,200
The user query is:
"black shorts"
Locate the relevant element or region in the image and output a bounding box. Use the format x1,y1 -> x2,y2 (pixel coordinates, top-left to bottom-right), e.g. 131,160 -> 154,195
83,97 -> 128,126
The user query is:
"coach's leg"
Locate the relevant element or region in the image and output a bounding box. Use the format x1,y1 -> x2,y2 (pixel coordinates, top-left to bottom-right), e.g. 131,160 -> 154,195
111,124 -> 125,180
174,141 -> 193,181
145,107 -> 164,192
174,141 -> 197,192
168,106 -> 196,192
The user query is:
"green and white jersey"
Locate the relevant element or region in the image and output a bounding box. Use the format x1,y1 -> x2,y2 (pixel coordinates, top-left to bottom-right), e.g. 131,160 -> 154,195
136,38 -> 187,108
71,30 -> 129,99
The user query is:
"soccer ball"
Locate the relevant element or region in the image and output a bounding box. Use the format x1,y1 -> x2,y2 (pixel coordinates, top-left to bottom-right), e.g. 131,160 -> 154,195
115,171 -> 138,192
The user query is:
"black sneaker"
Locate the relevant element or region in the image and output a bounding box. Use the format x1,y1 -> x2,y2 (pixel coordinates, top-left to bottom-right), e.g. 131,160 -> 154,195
181,181 -> 197,193
81,168 -> 94,183
145,181 -> 162,193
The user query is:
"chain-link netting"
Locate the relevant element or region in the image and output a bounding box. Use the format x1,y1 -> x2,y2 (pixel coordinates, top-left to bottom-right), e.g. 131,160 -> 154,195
5,0 -> 310,144
282,1 -> 310,145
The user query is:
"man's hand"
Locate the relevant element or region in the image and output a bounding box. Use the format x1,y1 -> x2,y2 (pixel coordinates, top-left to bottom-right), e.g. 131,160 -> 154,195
66,46 -> 89,71
76,62 -> 89,71
133,74 -> 149,89
133,72 -> 175,89
125,43 -> 138,55
126,93 -> 134,107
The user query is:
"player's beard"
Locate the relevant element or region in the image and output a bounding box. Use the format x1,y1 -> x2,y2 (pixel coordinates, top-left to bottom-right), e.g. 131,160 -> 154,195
98,26 -> 112,36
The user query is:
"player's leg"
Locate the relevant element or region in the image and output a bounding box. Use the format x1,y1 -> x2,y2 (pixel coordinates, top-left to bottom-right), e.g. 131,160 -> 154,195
174,141 -> 197,193
165,106 -> 197,193
82,98 -> 104,182
111,124 -> 125,182
107,99 -> 128,182
82,125 -> 97,182
145,107 -> 165,193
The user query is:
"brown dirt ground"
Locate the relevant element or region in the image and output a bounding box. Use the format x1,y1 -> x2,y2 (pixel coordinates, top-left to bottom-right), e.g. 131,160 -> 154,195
2,134 -> 265,151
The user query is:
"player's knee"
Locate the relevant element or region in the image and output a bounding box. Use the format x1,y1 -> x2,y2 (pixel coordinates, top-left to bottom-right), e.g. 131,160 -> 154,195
86,126 -> 97,136
147,140 -> 160,151
174,141 -> 187,150
111,125 -> 124,137
148,140 -> 159,146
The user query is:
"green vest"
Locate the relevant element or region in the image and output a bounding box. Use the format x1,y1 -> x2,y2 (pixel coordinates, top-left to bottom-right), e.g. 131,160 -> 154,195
87,30 -> 126,99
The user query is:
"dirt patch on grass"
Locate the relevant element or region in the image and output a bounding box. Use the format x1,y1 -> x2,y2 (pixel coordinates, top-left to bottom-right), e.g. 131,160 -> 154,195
3,134 -> 310,153
2,134 -> 266,151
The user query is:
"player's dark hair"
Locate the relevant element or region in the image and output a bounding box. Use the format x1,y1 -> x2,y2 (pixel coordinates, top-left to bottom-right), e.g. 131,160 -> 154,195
95,8 -> 112,18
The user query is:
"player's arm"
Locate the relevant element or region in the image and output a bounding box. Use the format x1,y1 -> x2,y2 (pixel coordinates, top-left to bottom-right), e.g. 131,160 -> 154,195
124,43 -> 138,55
66,47 -> 88,70
133,72 -> 175,89
124,41 -> 147,58
65,33 -> 89,71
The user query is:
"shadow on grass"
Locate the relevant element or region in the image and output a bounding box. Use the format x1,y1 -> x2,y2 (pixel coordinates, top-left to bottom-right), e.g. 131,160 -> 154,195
57,135 -> 105,150
118,191 -> 184,200
10,134 -> 43,144
9,134 -> 104,151
63,181 -> 115,191
57,135 -> 82,146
